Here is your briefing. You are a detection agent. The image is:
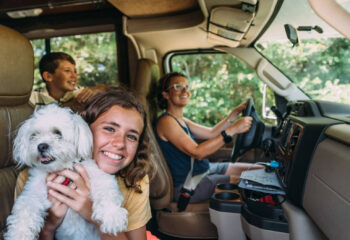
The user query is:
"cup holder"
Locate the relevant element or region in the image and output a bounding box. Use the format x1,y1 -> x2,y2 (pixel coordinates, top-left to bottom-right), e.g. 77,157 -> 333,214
216,183 -> 238,191
214,192 -> 240,201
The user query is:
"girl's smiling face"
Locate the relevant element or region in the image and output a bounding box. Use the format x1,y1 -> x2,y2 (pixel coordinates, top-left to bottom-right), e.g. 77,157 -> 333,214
90,105 -> 144,174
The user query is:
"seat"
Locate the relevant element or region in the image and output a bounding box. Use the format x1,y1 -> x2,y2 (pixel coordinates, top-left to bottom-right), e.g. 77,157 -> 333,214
131,59 -> 218,239
0,25 -> 34,238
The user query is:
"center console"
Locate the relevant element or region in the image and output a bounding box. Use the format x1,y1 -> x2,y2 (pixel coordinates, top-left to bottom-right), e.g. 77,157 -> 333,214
210,100 -> 346,239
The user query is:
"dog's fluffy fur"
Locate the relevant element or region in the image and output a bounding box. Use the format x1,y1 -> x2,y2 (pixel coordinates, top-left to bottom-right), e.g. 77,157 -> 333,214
5,104 -> 128,240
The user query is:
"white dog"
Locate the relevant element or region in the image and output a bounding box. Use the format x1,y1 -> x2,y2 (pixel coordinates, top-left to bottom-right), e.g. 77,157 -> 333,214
5,104 -> 128,240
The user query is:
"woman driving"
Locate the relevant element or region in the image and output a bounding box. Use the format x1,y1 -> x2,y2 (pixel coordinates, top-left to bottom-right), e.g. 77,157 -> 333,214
155,72 -> 262,204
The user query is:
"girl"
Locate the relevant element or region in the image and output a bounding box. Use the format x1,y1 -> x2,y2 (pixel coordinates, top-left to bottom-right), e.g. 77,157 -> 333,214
15,89 -> 154,240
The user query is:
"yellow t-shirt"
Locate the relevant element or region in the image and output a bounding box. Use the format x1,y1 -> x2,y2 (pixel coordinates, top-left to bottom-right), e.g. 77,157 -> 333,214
15,168 -> 151,232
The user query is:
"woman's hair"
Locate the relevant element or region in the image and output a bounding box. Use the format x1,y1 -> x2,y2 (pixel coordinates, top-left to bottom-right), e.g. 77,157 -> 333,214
80,88 -> 152,193
157,72 -> 186,110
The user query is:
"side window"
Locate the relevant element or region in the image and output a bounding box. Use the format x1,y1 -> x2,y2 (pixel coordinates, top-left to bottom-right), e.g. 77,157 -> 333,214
31,32 -> 118,89
170,53 -> 275,125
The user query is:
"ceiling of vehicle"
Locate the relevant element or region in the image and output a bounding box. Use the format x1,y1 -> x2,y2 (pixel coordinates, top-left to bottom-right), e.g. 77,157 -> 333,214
108,0 -> 198,18
0,0 -> 282,61
0,0 -> 201,38
0,0 -> 198,20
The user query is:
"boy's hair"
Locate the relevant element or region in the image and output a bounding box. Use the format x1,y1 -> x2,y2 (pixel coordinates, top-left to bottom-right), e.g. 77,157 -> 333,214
39,52 -> 75,81
80,88 -> 153,193
157,72 -> 186,110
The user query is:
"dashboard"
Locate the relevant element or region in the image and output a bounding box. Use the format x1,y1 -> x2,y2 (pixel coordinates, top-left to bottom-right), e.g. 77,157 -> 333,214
275,100 -> 350,206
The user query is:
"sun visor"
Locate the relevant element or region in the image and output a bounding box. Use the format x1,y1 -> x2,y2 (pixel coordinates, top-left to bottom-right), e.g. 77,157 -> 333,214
209,7 -> 255,40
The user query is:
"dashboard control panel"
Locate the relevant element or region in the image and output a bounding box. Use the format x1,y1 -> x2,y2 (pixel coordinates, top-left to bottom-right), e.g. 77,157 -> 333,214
274,100 -> 346,206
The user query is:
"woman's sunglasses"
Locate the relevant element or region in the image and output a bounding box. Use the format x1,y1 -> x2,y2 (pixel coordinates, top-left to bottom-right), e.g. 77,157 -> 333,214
167,83 -> 191,91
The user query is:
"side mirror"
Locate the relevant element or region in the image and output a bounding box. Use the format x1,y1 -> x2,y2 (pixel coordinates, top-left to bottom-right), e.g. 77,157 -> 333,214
284,24 -> 299,47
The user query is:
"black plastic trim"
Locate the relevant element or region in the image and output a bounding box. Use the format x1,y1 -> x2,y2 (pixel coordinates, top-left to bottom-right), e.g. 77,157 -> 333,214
209,197 -> 242,213
241,204 -> 289,233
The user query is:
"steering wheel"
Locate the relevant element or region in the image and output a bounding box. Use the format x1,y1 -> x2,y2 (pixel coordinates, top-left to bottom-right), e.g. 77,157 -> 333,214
231,98 -> 265,162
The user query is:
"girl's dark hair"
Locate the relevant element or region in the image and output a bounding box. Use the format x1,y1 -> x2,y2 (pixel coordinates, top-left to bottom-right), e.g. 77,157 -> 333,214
157,72 -> 186,110
80,88 -> 152,193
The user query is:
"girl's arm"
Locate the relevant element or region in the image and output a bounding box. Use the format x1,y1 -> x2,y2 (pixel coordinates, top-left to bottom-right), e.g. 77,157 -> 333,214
39,173 -> 76,240
46,167 -> 151,240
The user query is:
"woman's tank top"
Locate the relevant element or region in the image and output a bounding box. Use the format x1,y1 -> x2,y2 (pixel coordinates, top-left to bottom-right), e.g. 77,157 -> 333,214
155,112 -> 210,187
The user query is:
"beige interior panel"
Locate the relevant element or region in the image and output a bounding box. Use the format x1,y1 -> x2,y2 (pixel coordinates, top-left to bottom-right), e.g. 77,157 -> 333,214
240,0 -> 278,47
108,0 -> 198,18
325,123 -> 350,145
308,0 -> 350,39
281,200 -> 326,240
303,125 -> 350,240
124,0 -> 280,58
241,216 -> 289,240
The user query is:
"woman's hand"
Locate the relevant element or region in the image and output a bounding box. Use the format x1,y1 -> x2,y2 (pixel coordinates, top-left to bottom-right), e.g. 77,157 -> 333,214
226,116 -> 253,136
46,164 -> 93,223
228,101 -> 247,122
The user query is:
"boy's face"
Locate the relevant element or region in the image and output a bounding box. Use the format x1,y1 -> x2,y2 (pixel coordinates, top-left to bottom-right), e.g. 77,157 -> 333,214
45,60 -> 78,92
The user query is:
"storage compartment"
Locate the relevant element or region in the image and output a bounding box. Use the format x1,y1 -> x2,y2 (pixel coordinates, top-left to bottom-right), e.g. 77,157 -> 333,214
240,189 -> 289,240
209,184 -> 245,240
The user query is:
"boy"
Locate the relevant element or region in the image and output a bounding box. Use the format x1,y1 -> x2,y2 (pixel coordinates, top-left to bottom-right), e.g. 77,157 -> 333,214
30,52 -> 107,109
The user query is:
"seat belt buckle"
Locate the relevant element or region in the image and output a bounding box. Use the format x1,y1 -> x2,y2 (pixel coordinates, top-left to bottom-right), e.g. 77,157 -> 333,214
177,188 -> 194,212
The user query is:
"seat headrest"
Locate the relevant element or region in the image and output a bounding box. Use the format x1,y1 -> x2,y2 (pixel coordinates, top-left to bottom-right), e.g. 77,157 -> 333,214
132,58 -> 160,102
0,25 -> 33,106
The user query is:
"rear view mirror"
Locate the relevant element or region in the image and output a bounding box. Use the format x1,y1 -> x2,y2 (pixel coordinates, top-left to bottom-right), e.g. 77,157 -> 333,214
284,24 -> 299,47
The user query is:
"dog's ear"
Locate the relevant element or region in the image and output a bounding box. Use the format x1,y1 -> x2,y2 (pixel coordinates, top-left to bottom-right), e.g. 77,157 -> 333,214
13,118 -> 32,167
73,113 -> 93,159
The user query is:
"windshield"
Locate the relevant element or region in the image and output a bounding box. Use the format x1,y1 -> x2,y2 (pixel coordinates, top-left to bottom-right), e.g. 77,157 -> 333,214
255,0 -> 350,104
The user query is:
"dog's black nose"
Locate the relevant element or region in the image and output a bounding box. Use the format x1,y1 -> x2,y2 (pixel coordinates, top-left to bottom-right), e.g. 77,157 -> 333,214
38,143 -> 49,152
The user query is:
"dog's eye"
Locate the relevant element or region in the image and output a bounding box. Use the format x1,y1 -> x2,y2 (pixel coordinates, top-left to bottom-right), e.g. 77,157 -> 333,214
53,129 -> 62,138
30,133 -> 36,140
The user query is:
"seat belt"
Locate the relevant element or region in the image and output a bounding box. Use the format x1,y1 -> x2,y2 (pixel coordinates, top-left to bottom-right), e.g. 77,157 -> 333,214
177,123 -> 208,211
177,157 -> 208,211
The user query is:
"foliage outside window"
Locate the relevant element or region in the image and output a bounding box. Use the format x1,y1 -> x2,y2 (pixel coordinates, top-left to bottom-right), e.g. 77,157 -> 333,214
256,38 -> 350,103
255,0 -> 350,104
171,53 -> 275,126
31,32 -> 118,89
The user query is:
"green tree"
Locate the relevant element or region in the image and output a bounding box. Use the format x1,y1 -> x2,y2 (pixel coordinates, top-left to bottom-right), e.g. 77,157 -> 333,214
258,38 -> 350,101
31,32 -> 118,89
171,53 -> 275,126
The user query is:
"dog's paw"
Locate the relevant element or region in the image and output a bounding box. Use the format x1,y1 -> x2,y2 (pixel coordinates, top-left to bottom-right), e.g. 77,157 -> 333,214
93,206 -> 128,235
4,229 -> 38,240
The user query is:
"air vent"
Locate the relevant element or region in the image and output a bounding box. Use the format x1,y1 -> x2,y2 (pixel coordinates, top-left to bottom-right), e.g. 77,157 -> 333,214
288,125 -> 301,155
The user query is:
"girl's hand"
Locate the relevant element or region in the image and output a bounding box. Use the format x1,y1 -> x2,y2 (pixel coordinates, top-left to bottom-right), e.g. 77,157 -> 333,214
40,173 -> 75,238
228,101 -> 247,122
46,164 -> 93,223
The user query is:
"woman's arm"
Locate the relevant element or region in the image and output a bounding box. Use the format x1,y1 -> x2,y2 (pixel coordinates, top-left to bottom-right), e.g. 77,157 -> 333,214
187,101 -> 247,139
157,114 -> 252,160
